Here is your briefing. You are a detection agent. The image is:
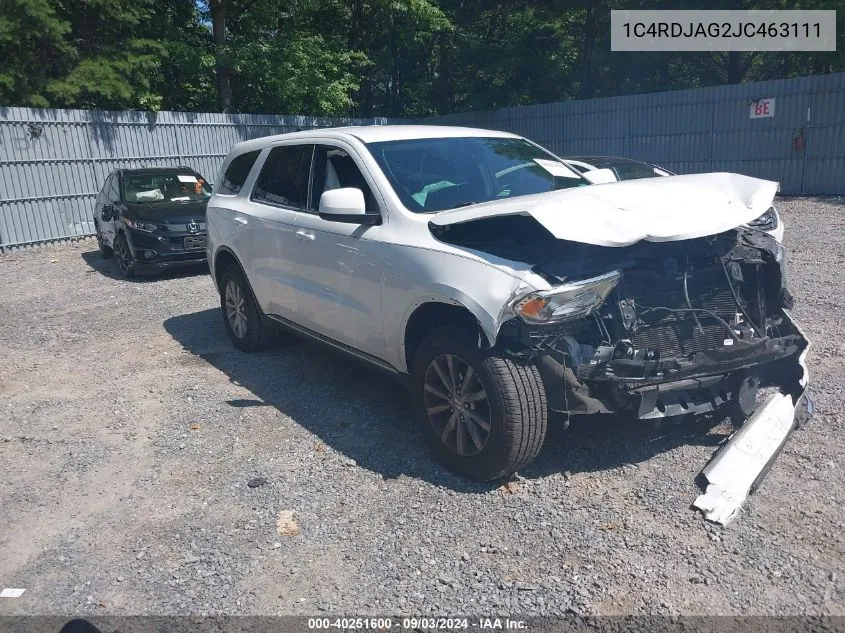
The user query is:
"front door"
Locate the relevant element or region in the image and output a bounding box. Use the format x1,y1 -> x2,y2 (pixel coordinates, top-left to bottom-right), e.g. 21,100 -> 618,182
292,142 -> 386,359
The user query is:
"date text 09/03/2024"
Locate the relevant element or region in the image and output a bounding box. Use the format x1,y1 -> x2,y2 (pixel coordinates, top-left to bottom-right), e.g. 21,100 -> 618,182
307,617 -> 527,630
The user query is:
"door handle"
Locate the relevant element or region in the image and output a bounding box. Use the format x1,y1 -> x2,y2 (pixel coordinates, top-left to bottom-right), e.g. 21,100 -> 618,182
295,229 -> 315,241
233,216 -> 248,226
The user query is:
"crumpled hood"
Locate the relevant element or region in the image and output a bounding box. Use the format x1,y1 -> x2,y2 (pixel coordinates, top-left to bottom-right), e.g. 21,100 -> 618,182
428,172 -> 778,247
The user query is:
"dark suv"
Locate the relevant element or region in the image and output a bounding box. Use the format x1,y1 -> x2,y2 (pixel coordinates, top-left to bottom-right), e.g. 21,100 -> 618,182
93,167 -> 212,277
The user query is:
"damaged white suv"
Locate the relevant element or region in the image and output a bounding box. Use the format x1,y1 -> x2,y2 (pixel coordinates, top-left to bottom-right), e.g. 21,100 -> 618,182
206,126 -> 809,482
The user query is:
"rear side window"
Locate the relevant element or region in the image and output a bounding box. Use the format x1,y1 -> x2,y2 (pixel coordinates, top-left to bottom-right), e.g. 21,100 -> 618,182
251,145 -> 313,208
602,161 -> 660,181
219,150 -> 261,195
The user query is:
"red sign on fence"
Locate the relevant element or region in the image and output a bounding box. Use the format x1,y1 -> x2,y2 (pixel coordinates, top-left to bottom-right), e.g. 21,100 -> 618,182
750,98 -> 775,119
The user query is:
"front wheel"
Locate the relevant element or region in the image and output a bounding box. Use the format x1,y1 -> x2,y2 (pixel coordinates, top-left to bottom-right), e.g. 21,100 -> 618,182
113,233 -> 134,278
95,222 -> 113,259
411,327 -> 548,481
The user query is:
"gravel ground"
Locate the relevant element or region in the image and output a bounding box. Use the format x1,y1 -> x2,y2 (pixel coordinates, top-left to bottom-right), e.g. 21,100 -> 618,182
0,197 -> 843,617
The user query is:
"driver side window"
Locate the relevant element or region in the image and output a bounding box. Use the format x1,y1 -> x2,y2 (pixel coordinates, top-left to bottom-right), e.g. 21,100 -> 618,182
309,145 -> 379,214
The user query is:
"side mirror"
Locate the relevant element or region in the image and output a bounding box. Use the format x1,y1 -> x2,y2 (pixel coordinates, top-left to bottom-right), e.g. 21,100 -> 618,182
101,204 -> 115,222
581,168 -> 618,185
318,188 -> 380,225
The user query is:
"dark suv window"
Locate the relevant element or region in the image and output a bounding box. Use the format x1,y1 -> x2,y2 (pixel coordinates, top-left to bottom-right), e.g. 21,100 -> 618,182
252,145 -> 313,208
219,150 -> 261,195
600,161 -> 659,181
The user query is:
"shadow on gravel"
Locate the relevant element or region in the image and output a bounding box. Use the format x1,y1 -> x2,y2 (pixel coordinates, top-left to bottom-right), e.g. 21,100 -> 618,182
523,411 -> 726,480
165,307 -> 728,492
80,249 -> 209,282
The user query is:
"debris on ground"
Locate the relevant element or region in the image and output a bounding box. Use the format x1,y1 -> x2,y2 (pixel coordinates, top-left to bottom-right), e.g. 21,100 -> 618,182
247,477 -> 268,488
276,510 -> 300,537
497,481 -> 521,496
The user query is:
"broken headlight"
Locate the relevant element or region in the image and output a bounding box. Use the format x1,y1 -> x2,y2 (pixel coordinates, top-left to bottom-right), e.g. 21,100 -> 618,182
124,217 -> 159,233
514,270 -> 621,324
747,206 -> 779,231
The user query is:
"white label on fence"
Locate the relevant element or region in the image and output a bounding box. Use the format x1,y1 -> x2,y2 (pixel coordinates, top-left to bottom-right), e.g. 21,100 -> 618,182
750,97 -> 775,119
177,175 -> 198,183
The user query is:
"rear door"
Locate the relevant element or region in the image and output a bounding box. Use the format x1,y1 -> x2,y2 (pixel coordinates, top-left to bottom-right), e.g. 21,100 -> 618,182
240,143 -> 313,319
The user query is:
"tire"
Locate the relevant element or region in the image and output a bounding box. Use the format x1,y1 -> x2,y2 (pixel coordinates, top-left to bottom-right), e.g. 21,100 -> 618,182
95,223 -> 113,259
219,265 -> 279,352
113,232 -> 135,278
411,327 -> 548,481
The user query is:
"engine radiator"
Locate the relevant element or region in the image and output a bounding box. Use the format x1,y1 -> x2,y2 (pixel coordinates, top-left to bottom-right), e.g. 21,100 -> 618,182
618,262 -> 746,358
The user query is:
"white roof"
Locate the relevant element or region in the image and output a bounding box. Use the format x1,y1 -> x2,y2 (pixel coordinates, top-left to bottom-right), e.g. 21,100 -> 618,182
229,125 -> 520,154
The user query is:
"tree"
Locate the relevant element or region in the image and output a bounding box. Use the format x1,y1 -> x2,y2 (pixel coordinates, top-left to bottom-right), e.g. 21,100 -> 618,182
208,0 -> 232,112
1,0 -> 843,115
0,0 -> 72,107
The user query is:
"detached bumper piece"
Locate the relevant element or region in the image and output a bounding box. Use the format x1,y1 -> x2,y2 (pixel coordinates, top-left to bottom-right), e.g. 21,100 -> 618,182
693,392 -> 796,524
692,311 -> 811,525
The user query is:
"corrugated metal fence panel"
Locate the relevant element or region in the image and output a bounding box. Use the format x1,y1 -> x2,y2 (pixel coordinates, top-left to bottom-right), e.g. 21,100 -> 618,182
420,72 -> 845,196
2,75 -> 844,248
0,108 -> 391,248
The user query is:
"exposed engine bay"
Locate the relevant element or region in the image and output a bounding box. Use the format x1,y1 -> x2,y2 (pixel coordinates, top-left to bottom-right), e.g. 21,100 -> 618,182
432,215 -> 808,421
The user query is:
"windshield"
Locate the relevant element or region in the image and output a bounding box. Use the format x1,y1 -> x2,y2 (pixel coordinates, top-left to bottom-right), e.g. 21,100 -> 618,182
366,137 -> 587,213
123,171 -> 211,203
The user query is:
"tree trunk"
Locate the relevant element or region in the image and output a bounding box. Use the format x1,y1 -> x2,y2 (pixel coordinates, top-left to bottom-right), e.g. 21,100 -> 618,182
210,0 -> 232,113
725,51 -> 743,84
581,0 -> 598,98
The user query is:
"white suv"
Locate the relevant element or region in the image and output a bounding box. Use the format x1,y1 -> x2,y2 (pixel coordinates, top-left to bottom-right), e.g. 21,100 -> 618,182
206,125 -> 808,481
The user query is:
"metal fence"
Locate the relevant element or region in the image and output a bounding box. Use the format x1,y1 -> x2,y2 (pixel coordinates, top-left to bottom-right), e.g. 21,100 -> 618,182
2,72 -> 844,248
0,108 -> 389,249
421,72 -> 845,197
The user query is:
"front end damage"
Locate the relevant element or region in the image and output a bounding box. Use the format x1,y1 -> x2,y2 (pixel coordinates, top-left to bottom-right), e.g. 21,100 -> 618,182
498,229 -> 808,423
433,211 -> 810,524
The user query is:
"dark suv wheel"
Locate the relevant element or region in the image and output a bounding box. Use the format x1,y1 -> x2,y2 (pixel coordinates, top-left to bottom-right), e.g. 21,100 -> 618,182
113,233 -> 134,278
411,327 -> 548,481
219,265 -> 280,352
95,222 -> 113,259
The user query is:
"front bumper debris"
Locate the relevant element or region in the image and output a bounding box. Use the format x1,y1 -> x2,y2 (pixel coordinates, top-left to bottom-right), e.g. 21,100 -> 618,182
692,310 -> 811,524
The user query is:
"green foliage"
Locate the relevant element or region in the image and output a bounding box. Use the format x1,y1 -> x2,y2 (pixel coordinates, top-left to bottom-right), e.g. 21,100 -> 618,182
0,0 -> 72,107
0,0 -> 842,115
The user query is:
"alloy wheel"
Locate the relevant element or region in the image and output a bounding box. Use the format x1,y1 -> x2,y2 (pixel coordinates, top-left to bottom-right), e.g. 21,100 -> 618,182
225,280 -> 248,339
423,354 -> 491,457
116,238 -> 131,274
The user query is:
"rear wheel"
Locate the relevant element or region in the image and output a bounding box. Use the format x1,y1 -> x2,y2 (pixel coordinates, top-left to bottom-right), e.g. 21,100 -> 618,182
411,327 -> 548,481
220,265 -> 279,352
113,233 -> 134,278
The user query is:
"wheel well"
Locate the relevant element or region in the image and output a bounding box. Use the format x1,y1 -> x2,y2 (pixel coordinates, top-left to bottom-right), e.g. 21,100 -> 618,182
214,249 -> 240,291
404,302 -> 484,371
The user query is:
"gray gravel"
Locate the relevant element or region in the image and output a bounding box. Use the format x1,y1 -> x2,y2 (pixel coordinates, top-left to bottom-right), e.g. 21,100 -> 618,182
0,197 -> 843,617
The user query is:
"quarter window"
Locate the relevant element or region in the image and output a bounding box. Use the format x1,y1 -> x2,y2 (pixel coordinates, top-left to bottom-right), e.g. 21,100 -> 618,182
252,145 -> 313,208
219,150 -> 261,195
